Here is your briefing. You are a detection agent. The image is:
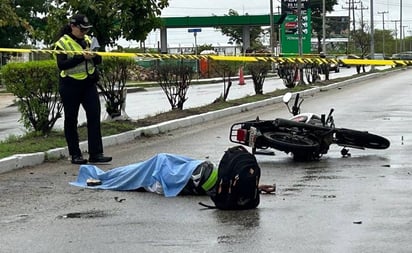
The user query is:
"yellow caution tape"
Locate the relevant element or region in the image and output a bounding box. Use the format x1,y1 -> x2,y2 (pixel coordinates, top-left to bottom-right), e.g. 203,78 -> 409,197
0,47 -> 411,66
340,59 -> 408,66
208,55 -> 258,62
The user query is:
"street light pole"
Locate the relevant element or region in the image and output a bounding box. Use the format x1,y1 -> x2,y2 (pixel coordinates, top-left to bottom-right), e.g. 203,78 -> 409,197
270,0 -> 274,55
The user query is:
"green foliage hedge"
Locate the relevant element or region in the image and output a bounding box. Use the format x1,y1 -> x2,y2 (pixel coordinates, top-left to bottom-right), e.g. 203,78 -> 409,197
1,60 -> 62,134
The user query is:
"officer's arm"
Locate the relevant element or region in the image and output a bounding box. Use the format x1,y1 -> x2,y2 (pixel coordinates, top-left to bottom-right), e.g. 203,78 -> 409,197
92,54 -> 102,65
55,44 -> 86,70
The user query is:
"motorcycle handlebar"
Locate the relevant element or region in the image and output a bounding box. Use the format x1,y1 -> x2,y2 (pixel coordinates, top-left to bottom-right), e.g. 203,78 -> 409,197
292,93 -> 300,116
328,108 -> 334,117
293,93 -> 300,108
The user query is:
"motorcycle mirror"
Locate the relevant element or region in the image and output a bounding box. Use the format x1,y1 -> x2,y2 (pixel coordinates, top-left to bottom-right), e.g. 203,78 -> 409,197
283,92 -> 292,104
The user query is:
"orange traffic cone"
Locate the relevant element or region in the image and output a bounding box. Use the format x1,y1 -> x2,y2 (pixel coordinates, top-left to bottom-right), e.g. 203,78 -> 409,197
238,66 -> 245,85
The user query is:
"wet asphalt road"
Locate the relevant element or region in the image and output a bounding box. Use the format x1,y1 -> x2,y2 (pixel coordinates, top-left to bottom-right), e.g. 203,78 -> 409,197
0,68 -> 411,252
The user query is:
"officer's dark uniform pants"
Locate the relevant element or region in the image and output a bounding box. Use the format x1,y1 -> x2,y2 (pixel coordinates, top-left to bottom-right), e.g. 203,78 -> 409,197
59,77 -> 103,157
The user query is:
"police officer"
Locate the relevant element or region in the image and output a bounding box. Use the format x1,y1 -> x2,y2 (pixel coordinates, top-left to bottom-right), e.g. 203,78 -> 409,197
54,14 -> 111,164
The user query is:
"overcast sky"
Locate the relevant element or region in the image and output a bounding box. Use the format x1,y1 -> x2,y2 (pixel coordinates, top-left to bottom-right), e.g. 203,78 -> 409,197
124,0 -> 412,48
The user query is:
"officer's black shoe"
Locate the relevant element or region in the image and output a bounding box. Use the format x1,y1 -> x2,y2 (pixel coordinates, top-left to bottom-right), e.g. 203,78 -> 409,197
89,154 -> 112,163
71,155 -> 88,165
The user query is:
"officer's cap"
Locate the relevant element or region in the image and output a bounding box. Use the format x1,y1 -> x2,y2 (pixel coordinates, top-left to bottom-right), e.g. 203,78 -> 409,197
70,14 -> 93,29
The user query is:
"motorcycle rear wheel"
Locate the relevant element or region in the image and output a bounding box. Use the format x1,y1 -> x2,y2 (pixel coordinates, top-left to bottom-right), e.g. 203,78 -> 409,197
335,129 -> 390,149
262,132 -> 320,152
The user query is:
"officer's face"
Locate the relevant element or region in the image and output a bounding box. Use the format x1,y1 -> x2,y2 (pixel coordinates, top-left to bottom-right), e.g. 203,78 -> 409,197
71,24 -> 89,39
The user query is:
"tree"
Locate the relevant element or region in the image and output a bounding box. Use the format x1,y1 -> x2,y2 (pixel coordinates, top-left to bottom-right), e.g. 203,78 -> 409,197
97,57 -> 135,119
373,29 -> 395,56
0,1 -> 19,28
351,27 -> 370,73
197,44 -> 214,54
352,28 -> 370,57
1,0 -> 169,49
155,61 -> 194,110
310,0 -> 339,53
214,9 -> 264,52
0,0 -> 39,48
57,0 -> 169,50
209,60 -> 241,102
246,61 -> 271,95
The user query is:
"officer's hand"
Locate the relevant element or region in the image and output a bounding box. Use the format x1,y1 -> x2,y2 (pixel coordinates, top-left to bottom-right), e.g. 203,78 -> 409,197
83,51 -> 96,60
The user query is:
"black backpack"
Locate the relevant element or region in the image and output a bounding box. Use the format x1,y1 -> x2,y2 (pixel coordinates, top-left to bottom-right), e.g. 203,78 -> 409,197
206,146 -> 261,210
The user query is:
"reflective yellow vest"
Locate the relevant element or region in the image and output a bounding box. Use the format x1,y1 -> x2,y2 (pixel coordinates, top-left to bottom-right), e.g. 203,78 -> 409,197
55,34 -> 96,80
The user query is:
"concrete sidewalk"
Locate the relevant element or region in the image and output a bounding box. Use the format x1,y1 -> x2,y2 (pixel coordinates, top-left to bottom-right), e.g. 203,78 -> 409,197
0,91 -> 15,109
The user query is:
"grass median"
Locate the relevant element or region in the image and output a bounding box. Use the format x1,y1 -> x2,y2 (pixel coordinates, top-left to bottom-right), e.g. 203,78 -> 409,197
0,74 -> 366,160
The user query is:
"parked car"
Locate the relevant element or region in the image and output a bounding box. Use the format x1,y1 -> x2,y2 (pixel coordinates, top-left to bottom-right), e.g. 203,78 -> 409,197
366,53 -> 385,60
391,52 -> 412,60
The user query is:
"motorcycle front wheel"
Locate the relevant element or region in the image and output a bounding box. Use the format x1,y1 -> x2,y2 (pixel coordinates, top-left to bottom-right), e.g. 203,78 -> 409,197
262,132 -> 320,152
335,129 -> 390,149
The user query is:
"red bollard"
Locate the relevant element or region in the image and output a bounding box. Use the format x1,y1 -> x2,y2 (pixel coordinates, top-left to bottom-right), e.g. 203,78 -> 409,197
238,66 -> 245,85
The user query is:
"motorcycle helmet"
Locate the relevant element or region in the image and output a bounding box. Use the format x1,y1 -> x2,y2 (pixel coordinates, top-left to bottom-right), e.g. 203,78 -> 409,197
180,161 -> 218,195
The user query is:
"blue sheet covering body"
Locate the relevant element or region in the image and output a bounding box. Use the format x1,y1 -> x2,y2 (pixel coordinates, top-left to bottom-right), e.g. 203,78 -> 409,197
70,153 -> 203,197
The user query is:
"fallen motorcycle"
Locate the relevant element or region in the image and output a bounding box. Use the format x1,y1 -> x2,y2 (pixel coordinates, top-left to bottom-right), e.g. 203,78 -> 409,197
229,92 -> 390,161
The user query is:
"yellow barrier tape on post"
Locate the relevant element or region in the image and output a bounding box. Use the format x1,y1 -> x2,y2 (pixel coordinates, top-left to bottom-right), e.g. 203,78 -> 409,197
393,60 -> 407,66
339,59 -> 398,66
1,47 -> 412,66
208,55 -> 258,62
296,58 -> 305,63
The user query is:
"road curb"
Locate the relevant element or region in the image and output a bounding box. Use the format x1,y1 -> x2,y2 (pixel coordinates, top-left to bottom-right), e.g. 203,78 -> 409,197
0,69 -> 400,173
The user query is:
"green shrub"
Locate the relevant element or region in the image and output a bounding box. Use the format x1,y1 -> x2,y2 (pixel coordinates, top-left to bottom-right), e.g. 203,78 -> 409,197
98,57 -> 135,119
154,60 -> 194,110
209,60 -> 241,102
1,60 -> 62,135
246,61 -> 271,95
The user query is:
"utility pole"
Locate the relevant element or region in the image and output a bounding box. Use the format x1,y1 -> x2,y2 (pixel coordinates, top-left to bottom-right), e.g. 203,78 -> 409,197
357,1 -> 368,57
378,11 -> 388,56
277,5 -> 281,53
342,0 -> 361,53
409,29 -> 412,51
400,0 -> 403,52
269,0 -> 275,72
402,25 -> 407,52
342,0 -> 351,53
389,20 -> 399,53
270,0 -> 274,56
359,1 -> 368,30
322,0 -> 326,54
352,0 -> 359,32
370,0 -> 375,70
297,0 -> 303,56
